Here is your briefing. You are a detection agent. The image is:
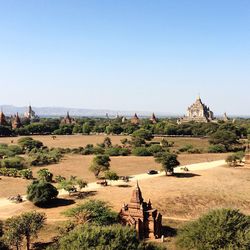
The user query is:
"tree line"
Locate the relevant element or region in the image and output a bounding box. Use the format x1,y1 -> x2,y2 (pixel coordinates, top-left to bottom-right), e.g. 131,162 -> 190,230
0,117 -> 250,138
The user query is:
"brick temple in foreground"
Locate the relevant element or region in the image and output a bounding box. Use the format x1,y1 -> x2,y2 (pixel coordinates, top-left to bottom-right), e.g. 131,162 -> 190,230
119,182 -> 162,239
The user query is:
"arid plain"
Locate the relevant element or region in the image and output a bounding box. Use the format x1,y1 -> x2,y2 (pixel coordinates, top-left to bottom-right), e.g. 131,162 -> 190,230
0,135 -> 249,249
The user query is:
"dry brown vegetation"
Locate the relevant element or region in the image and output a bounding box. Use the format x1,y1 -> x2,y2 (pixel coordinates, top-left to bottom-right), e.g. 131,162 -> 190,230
0,134 -> 209,150
0,134 -> 129,148
0,135 -> 248,250
0,153 -> 227,198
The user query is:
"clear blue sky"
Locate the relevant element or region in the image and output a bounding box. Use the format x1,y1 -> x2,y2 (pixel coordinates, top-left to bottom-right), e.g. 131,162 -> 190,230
0,0 -> 249,115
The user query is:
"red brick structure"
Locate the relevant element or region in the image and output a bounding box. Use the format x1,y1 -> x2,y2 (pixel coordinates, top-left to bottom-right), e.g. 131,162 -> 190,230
12,113 -> 22,129
0,111 -> 7,126
131,113 -> 140,125
61,112 -> 76,125
150,113 -> 157,124
119,182 -> 162,239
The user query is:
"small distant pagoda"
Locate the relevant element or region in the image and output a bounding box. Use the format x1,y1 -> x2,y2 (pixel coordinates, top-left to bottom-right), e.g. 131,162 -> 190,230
24,105 -> 37,120
119,182 -> 162,239
121,116 -> 127,123
12,113 -> 22,129
223,112 -> 229,122
131,113 -> 140,125
0,110 -> 8,126
61,111 -> 76,125
150,113 -> 157,124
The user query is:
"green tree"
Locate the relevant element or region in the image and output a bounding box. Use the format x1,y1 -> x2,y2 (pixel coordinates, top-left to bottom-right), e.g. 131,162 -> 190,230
132,147 -> 152,156
209,130 -> 239,151
17,137 -> 43,151
51,224 -> 139,250
19,169 -> 33,179
177,209 -> 250,250
0,220 -> 7,250
76,179 -> 88,190
1,156 -> 25,169
132,128 -> 153,141
89,155 -> 111,178
27,180 -> 58,206
37,168 -> 53,182
104,170 -> 119,182
4,211 -> 46,250
82,122 -> 92,134
155,152 -> 180,175
64,200 -> 117,226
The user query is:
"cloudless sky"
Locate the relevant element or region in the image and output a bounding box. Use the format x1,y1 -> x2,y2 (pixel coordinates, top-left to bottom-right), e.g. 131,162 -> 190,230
0,0 -> 249,115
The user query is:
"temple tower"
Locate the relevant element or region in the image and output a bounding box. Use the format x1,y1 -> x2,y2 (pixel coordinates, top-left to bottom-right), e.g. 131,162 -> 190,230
24,105 -> 36,120
178,96 -> 216,124
119,182 -> 162,239
61,111 -> 76,125
150,113 -> 157,124
0,110 -> 7,126
131,113 -> 140,125
12,113 -> 22,129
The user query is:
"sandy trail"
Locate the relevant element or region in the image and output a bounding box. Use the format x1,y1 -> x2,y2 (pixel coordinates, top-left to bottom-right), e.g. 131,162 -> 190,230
0,160 -> 226,219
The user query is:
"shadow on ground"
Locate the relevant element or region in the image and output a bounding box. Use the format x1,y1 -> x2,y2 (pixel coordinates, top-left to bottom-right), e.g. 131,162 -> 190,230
40,198 -> 75,208
174,172 -> 201,178
33,241 -> 53,250
116,184 -> 132,188
74,190 -> 97,200
162,225 -> 177,237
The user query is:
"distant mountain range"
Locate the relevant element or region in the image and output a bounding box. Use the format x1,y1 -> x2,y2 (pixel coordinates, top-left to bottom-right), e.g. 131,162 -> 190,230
0,105 -> 178,118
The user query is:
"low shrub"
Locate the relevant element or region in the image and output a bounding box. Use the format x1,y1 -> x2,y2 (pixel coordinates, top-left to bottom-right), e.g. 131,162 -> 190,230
132,147 -> 152,156
226,151 -> 245,167
28,148 -> 63,166
37,168 -> 53,182
0,156 -> 25,169
0,168 -> 32,179
208,144 -> 226,153
17,137 -> 43,152
105,147 -> 130,156
187,148 -> 202,154
147,144 -> 164,155
179,144 -> 194,153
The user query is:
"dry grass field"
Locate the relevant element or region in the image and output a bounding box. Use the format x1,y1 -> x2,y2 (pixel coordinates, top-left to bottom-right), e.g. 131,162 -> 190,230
0,165 -> 249,250
0,134 -> 209,151
0,153 -> 228,198
154,136 -> 210,151
0,135 -> 246,249
0,134 -> 129,148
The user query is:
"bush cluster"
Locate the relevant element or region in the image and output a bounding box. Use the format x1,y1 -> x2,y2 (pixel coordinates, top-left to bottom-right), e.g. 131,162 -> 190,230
0,168 -> 32,179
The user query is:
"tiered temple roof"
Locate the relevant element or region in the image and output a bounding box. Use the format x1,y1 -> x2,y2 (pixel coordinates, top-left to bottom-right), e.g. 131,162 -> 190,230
131,113 -> 140,125
61,111 -> 76,125
178,96 -> 216,124
150,113 -> 157,124
119,182 -> 162,239
24,105 -> 37,120
0,111 -> 7,126
12,113 -> 22,129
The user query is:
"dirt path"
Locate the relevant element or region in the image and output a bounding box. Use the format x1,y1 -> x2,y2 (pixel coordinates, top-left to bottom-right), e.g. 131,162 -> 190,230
0,160 -> 226,219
